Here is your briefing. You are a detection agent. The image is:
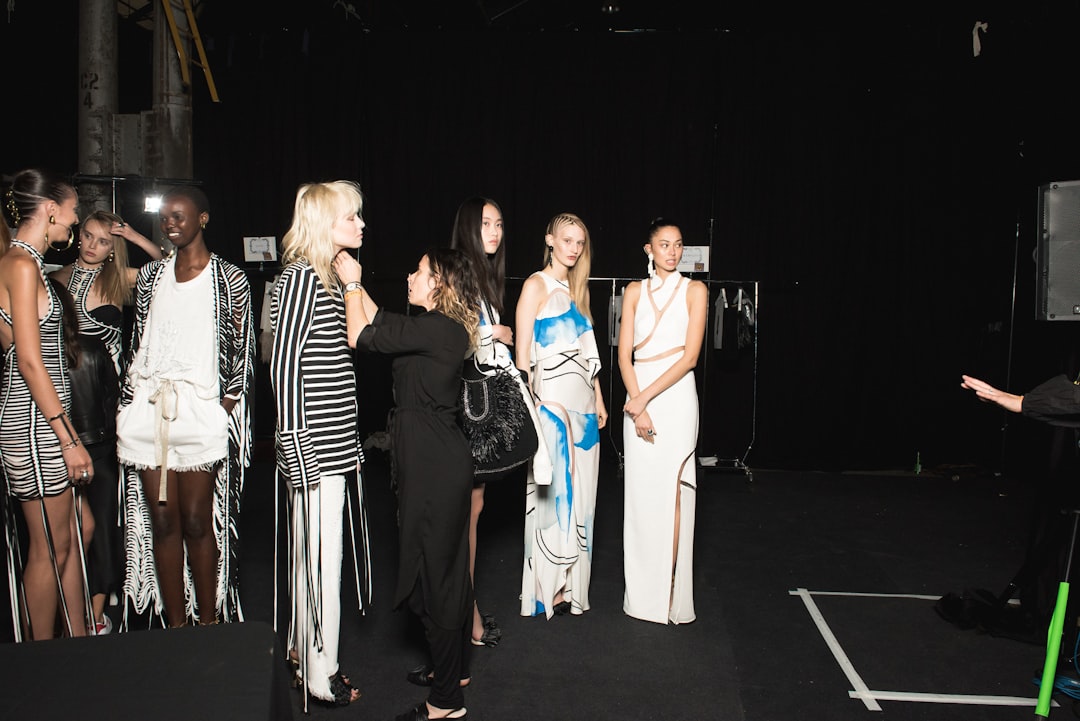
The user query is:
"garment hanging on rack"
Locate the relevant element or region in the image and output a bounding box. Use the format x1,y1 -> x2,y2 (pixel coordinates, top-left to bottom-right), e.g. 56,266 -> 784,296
713,286 -> 755,352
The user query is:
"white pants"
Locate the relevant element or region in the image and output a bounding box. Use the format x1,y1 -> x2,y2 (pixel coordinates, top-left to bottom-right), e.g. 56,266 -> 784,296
289,474 -> 345,702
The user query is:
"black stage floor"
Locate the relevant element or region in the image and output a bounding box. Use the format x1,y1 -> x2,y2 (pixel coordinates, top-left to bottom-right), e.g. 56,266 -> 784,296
3,448 -> 1074,721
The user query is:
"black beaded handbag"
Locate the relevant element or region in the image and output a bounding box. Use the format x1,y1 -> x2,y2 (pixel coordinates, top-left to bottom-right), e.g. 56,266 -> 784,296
461,355 -> 539,481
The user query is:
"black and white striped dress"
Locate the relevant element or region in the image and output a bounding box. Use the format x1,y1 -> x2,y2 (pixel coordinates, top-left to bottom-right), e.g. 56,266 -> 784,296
65,264 -> 124,376
270,260 -> 362,486
0,240 -> 71,500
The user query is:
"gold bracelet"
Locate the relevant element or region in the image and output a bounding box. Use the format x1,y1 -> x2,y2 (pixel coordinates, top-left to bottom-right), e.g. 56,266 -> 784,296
61,439 -> 80,450
344,289 -> 364,301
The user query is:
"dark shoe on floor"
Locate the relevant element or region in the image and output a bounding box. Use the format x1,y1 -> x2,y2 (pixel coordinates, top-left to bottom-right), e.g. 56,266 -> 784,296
406,663 -> 435,687
471,613 -> 501,647
394,701 -> 467,721
552,600 -> 572,616
311,671 -> 360,707
406,663 -> 470,688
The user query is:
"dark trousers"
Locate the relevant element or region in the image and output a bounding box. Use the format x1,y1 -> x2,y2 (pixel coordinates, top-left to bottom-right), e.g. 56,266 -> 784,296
406,578 -> 472,710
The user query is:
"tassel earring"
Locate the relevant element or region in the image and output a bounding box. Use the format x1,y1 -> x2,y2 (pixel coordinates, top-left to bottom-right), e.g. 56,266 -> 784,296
647,252 -> 655,279
546,245 -> 554,268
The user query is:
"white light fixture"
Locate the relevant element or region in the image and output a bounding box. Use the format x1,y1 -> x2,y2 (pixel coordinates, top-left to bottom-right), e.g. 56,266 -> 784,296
143,194 -> 162,213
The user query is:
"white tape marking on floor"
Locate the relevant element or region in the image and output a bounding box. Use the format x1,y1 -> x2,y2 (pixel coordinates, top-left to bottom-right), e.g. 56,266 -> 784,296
848,689 -> 1056,708
794,587 -> 882,711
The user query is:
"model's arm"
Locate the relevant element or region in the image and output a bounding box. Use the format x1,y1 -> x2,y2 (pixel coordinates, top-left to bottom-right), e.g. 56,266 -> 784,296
333,253 -> 378,348
270,269 -> 322,486
221,266 -> 255,415
112,223 -> 164,287
8,257 -> 93,477
514,275 -> 544,386
617,282 -> 641,396
617,282 -> 654,439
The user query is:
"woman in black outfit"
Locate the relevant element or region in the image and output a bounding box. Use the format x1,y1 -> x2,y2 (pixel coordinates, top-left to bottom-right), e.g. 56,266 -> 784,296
336,247 -> 479,721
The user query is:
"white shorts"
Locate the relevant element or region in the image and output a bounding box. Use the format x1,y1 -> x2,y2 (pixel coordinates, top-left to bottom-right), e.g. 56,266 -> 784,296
117,379 -> 229,472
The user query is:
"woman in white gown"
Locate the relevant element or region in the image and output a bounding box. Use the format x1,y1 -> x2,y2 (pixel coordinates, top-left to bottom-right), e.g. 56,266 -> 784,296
619,218 -> 707,625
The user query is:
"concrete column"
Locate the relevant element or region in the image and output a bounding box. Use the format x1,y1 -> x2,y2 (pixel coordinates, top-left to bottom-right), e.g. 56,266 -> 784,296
77,0 -> 119,211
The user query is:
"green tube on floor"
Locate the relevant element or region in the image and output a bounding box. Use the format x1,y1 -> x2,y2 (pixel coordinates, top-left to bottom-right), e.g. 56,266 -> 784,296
1036,581 -> 1070,717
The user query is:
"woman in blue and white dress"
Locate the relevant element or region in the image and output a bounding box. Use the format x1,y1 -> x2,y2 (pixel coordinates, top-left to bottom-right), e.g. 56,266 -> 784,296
515,212 -> 607,618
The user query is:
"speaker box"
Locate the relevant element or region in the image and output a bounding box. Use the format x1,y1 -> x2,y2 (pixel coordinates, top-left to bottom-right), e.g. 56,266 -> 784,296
0,621 -> 293,721
1037,179 -> 1080,320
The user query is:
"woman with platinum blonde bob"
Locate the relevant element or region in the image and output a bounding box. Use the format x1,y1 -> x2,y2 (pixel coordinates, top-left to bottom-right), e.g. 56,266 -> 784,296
271,180 -> 370,708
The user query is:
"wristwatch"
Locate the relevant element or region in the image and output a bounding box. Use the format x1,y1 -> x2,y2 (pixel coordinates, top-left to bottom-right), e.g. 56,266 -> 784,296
344,281 -> 363,293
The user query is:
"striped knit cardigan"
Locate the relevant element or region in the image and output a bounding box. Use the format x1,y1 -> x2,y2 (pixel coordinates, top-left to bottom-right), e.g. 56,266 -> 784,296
119,253 -> 255,625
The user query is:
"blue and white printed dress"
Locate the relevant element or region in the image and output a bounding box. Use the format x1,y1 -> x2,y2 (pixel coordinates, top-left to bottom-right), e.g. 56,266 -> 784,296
520,271 -> 601,618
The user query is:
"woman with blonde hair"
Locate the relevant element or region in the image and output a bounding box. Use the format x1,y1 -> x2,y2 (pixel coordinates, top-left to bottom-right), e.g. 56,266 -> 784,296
336,246 -> 479,721
50,209 -> 162,375
50,209 -> 161,635
515,212 -> 608,618
271,180 -> 370,707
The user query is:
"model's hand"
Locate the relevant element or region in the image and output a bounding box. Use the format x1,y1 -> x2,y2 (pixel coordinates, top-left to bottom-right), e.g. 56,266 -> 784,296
623,394 -> 648,421
333,251 -> 362,284
960,374 -> 1023,413
491,324 -> 513,346
221,397 -> 237,416
634,410 -> 656,443
596,397 -> 608,429
63,444 -> 94,485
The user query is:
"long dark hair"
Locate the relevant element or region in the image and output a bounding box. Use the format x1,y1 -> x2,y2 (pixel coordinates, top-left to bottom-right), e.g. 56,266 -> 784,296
450,196 -> 505,317
3,168 -> 76,230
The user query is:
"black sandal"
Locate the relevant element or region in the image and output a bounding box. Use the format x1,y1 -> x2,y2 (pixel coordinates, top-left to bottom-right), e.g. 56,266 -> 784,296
406,663 -> 470,688
471,613 -> 501,647
311,672 -> 360,707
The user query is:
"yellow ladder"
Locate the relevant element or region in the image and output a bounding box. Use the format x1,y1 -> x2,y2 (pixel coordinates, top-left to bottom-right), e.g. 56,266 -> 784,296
160,0 -> 220,102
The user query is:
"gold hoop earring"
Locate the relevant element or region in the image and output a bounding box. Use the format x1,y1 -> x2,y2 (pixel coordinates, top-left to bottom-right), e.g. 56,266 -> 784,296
48,228 -> 74,252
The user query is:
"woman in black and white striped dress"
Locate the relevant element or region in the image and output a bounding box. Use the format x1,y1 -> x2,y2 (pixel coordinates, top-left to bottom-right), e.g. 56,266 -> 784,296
50,209 -> 162,635
0,168 -> 95,640
271,180 -> 371,707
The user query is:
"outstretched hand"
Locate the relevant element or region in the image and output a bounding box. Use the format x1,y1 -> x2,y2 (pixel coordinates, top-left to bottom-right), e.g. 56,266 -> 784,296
960,374 -> 1023,414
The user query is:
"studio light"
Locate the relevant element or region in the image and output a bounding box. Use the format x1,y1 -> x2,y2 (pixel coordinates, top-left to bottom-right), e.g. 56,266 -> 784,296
144,194 -> 162,213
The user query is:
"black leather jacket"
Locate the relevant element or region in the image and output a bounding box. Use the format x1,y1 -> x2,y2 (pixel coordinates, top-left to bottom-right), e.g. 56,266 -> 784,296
69,334 -> 119,447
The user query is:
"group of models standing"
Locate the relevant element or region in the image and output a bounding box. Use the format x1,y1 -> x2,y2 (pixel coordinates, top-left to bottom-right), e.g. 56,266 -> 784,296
1,168 -> 707,721
0,168 -> 252,645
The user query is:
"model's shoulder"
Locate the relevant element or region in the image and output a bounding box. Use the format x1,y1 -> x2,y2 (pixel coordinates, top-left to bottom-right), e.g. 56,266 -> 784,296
48,263 -> 73,284
686,278 -> 708,295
